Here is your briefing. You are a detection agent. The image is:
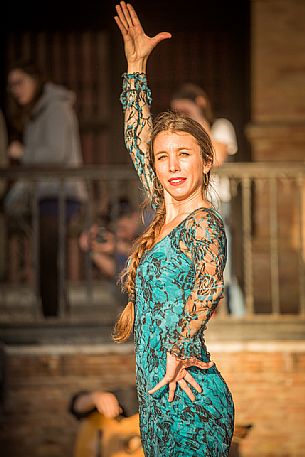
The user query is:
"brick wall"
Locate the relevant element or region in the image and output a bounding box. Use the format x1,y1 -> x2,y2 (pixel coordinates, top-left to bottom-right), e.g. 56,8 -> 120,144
0,341 -> 304,457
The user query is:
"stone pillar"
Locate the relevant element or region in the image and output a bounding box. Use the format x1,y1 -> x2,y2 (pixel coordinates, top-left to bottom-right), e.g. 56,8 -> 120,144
246,0 -> 305,313
248,0 -> 305,153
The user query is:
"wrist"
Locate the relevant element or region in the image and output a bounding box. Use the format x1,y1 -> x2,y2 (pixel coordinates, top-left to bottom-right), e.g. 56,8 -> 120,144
127,57 -> 147,74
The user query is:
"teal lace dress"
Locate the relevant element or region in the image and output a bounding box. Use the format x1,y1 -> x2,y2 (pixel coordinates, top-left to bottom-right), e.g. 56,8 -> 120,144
120,73 -> 234,457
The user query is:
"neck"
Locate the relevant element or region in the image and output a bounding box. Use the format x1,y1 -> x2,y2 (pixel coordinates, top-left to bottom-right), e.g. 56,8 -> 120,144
163,190 -> 210,224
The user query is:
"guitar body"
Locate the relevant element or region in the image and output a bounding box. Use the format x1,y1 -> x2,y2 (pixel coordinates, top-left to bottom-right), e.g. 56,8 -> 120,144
74,412 -> 144,457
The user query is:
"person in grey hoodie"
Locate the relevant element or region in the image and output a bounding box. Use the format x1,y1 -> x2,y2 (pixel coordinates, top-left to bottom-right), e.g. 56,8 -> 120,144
6,59 -> 87,317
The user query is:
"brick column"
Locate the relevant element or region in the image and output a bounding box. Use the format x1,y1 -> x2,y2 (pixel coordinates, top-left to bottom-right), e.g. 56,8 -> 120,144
246,0 -> 305,312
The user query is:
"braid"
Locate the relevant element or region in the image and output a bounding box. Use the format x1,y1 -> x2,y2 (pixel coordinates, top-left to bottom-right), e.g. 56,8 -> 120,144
112,202 -> 165,342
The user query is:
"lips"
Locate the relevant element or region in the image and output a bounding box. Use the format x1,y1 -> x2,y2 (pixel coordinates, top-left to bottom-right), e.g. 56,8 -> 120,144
168,177 -> 187,186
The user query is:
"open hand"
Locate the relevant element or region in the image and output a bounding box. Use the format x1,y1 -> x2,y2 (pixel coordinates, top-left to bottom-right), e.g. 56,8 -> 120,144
148,352 -> 214,402
114,2 -> 171,65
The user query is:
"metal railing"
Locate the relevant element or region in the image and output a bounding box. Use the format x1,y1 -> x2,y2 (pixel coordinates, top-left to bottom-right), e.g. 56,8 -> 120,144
0,163 -> 304,328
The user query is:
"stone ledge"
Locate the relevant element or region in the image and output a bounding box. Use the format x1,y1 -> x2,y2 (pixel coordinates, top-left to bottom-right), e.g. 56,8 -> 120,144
1,316 -> 305,345
4,340 -> 305,355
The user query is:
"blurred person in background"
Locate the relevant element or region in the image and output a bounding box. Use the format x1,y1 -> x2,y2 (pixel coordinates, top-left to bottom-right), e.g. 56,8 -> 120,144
69,385 -> 143,457
0,110 -> 8,280
171,83 -> 244,315
79,197 -> 142,308
4,59 -> 87,317
68,385 -> 248,457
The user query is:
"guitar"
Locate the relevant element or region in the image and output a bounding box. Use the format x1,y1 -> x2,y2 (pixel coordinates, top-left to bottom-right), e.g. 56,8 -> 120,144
74,411 -> 144,457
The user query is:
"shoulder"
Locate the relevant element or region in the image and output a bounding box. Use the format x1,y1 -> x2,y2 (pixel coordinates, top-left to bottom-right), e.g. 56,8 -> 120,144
184,207 -> 224,238
42,84 -> 75,112
211,118 -> 237,155
180,208 -> 226,261
212,117 -> 234,129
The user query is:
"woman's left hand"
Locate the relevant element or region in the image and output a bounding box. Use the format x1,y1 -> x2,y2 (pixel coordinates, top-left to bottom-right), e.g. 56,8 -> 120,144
148,352 -> 214,402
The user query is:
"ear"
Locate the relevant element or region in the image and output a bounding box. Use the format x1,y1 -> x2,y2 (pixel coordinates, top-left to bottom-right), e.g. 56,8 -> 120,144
203,161 -> 212,174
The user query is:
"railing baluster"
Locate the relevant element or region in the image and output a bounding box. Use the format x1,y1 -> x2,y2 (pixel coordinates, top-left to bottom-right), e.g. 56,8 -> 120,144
58,179 -> 66,317
109,180 -> 121,314
269,177 -> 280,315
84,179 -> 94,308
31,181 -> 40,318
297,175 -> 305,315
242,176 -> 254,315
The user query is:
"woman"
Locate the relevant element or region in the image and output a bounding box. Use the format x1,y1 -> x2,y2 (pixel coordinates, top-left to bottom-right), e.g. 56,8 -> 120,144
6,60 -> 87,317
113,2 -> 234,456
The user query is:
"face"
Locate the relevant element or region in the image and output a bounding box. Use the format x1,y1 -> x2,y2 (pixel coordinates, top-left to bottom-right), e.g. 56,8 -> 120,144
8,69 -> 37,106
170,99 -> 200,119
171,96 -> 210,125
153,130 -> 211,202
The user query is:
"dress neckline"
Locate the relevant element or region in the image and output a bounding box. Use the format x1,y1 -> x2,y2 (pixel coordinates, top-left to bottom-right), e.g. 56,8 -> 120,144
149,206 -> 216,252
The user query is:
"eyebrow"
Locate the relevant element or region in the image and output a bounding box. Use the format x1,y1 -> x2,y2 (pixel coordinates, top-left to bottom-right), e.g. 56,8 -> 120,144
154,147 -> 192,156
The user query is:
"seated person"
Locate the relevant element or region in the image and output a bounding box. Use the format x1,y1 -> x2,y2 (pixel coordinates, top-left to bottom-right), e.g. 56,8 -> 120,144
69,386 -> 143,457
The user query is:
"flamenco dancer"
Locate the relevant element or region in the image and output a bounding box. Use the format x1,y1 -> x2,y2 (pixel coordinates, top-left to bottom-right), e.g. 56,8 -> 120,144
113,2 -> 234,456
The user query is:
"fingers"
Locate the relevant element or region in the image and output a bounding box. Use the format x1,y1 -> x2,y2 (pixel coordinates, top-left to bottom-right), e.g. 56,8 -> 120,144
148,376 -> 169,395
115,3 -> 129,31
184,372 -> 202,393
168,381 -> 176,402
152,32 -> 172,47
114,2 -> 143,38
114,15 -> 128,37
116,2 -> 134,30
149,373 -> 203,403
178,379 -> 195,402
126,3 -> 141,28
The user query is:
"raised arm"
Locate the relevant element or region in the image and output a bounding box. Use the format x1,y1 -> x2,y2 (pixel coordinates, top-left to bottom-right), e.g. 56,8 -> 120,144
114,2 -> 171,199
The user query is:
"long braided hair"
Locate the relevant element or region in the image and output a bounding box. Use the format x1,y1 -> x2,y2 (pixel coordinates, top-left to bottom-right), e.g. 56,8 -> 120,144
113,111 -> 214,342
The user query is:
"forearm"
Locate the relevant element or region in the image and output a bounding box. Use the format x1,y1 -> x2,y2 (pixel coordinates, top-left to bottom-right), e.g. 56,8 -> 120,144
121,72 -> 155,198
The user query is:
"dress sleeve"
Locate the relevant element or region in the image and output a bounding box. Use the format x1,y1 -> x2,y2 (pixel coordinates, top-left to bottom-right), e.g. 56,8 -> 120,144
120,72 -> 156,204
165,209 -> 227,360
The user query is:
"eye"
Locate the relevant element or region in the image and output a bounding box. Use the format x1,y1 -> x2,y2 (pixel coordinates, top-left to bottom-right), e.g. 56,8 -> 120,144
179,151 -> 190,156
157,154 -> 167,161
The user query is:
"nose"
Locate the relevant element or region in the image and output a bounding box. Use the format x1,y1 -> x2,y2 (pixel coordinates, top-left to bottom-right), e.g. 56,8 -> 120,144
168,155 -> 180,173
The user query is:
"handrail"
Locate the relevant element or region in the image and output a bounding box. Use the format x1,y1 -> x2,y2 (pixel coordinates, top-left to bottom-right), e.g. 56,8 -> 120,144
0,161 -> 305,179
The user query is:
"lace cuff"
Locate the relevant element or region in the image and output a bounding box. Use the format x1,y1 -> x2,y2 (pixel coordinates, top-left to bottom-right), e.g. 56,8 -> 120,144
120,72 -> 152,110
164,333 -> 209,361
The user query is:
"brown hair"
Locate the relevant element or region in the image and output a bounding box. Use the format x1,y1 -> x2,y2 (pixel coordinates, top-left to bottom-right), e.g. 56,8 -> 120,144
171,82 -> 214,125
7,59 -> 46,135
113,111 -> 214,342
